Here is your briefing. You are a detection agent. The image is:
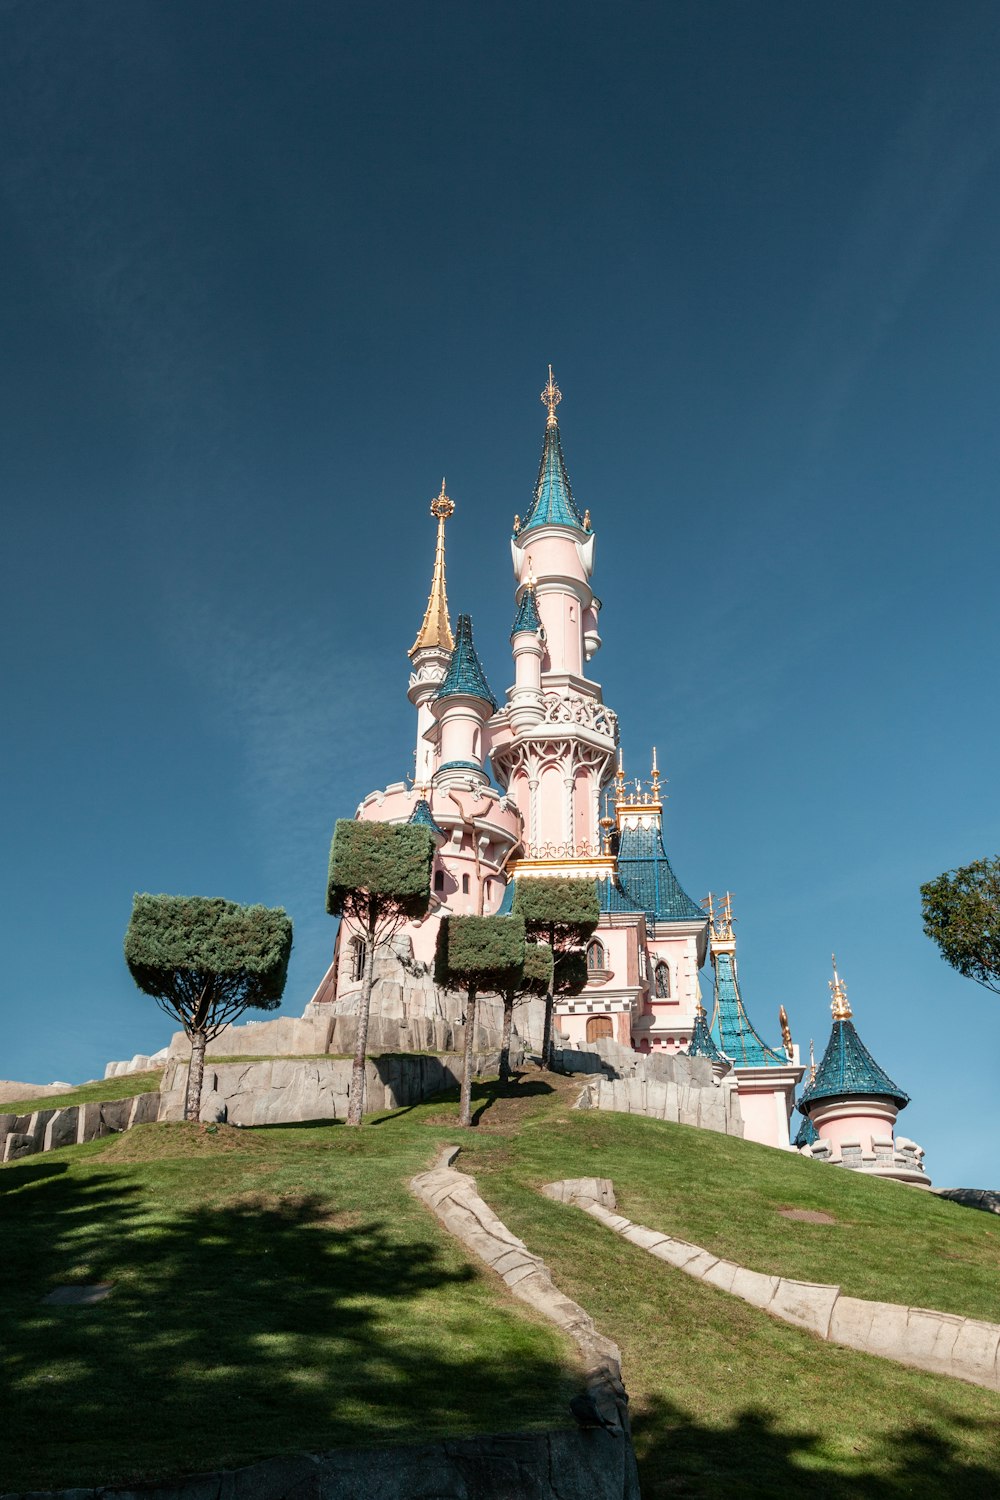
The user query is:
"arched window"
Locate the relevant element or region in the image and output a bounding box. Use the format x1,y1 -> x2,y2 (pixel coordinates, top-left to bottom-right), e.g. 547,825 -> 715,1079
587,939 -> 606,971
462,873 -> 470,895
654,962 -> 671,998
586,1015 -> 613,1043
350,936 -> 366,983
434,869 -> 445,893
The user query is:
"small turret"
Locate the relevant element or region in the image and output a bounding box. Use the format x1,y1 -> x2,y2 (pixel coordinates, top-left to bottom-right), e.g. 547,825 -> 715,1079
431,614 -> 497,790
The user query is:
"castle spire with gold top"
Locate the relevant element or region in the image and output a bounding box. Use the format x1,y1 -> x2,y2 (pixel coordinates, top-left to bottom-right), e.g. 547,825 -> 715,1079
515,366 -> 588,535
410,479 -> 455,656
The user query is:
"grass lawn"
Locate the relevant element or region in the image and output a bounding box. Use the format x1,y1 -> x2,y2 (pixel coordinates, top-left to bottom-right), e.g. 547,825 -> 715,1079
2,1071 -> 999,1497
0,1071 -> 164,1114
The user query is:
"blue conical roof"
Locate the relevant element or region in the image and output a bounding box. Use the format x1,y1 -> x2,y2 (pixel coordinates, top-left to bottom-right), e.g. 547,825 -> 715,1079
793,1112 -> 819,1148
688,1008 -> 726,1064
511,587 -> 542,636
614,824 -> 704,924
518,418 -> 586,534
408,798 -> 444,839
798,1019 -> 909,1112
709,951 -> 788,1069
435,614 -> 497,710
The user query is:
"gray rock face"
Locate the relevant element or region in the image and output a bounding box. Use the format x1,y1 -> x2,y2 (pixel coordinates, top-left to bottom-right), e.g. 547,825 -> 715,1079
935,1188 -> 1000,1215
560,1042 -> 743,1137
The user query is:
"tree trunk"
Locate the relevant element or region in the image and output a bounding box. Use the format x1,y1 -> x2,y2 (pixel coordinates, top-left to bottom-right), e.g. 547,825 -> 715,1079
459,983 -> 478,1127
541,991 -> 554,1071
185,1029 -> 208,1121
347,926 -> 377,1126
499,993 -> 514,1085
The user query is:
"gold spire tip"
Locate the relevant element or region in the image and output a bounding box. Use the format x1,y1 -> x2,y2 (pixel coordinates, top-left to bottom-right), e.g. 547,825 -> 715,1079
829,953 -> 852,1020
430,477 -> 455,521
541,364 -> 562,427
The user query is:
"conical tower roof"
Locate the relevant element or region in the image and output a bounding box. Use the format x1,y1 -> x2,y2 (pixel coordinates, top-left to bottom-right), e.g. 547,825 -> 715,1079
798,959 -> 909,1113
511,585 -> 542,636
435,614 -> 497,711
688,1005 -> 727,1064
517,368 -> 587,534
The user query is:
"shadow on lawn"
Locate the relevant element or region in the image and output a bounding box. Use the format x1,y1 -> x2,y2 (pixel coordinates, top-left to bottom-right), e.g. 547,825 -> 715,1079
0,1155 -> 570,1490
633,1393 -> 1000,1499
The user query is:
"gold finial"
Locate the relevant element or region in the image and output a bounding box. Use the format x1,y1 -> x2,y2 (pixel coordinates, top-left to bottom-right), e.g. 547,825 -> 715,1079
430,477 -> 455,522
829,954 -> 852,1020
779,1005 -> 792,1055
410,480 -> 456,656
650,746 -> 662,800
704,891 -> 735,942
599,813 -> 616,854
513,513 -> 521,534
615,747 -> 626,799
541,364 -> 562,428
526,555 -> 536,589
809,1038 -> 816,1083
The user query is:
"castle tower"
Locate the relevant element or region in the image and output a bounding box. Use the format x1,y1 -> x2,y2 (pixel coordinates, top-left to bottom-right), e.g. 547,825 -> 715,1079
489,369 -> 618,866
428,614 -> 497,791
795,958 -> 929,1183
705,893 -> 803,1148
408,481 -> 456,786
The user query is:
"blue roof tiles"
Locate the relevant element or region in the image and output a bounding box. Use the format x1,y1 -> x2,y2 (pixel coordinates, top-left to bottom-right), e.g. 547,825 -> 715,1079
518,420 -> 587,535
709,952 -> 789,1069
511,587 -> 542,636
615,824 -> 705,924
407,798 -> 445,839
793,1113 -> 820,1148
798,1019 -> 909,1112
435,614 -> 498,711
688,1008 -> 727,1065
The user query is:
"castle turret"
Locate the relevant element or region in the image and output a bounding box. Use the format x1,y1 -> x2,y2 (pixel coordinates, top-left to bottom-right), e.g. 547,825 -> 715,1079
796,958 -> 928,1183
408,481 -> 455,785
490,371 -> 617,861
430,613 -> 497,791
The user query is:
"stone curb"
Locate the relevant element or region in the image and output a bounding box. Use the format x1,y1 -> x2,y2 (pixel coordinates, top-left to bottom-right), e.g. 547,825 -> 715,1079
544,1178 -> 1000,1393
410,1149 -> 640,1494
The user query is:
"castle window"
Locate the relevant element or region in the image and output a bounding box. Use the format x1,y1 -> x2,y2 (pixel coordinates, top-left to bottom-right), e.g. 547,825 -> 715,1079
462,873 -> 470,895
587,939 -> 606,971
349,936 -> 366,983
654,962 -> 671,999
434,869 -> 445,893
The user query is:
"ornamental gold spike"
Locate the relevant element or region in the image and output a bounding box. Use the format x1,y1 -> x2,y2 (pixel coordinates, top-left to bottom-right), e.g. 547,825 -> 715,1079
541,364 -> 562,428
829,954 -> 852,1020
779,1005 -> 792,1055
410,479 -> 455,657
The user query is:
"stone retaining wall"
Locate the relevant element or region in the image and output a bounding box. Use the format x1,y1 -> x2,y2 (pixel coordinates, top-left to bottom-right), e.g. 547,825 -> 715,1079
546,1177 -> 1000,1394
0,1427 -> 640,1500
0,1093 -> 160,1162
556,1038 -> 743,1137
159,1049 -> 519,1126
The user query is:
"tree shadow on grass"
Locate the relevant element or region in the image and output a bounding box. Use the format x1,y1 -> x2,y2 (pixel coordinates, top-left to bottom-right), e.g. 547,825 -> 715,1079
0,1155 -> 572,1491
633,1393 -> 1000,1499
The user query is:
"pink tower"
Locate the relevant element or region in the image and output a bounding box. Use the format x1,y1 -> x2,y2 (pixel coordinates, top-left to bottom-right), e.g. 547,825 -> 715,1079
794,959 -> 929,1184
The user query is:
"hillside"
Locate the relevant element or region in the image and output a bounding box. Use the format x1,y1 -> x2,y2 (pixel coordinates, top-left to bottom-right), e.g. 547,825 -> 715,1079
1,1073 -> 998,1497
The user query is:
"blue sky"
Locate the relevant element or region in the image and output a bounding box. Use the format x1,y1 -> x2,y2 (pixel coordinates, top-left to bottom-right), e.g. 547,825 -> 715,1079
2,1 -> 999,1186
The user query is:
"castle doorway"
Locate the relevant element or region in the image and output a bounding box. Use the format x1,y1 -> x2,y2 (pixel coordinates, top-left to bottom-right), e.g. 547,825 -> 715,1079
586,1015 -> 613,1043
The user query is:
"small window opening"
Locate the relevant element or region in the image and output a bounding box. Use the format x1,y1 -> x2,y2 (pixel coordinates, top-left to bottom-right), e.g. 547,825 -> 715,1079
350,936 -> 366,983
654,962 -> 671,998
434,869 -> 445,893
462,873 -> 470,894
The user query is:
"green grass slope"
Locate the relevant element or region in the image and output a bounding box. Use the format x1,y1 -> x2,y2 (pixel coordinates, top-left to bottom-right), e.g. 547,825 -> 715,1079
2,1073 -> 998,1498
0,1070 -> 164,1114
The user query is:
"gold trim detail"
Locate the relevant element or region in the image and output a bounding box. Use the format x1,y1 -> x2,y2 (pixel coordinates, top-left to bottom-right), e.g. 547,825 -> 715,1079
410,479 -> 455,656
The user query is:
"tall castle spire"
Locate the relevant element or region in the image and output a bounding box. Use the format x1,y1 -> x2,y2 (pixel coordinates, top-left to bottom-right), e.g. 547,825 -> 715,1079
516,366 -> 587,534
410,480 -> 455,657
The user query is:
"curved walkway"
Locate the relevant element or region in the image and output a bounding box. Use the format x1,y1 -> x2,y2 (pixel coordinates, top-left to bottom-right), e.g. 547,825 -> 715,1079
542,1177 -> 1000,1394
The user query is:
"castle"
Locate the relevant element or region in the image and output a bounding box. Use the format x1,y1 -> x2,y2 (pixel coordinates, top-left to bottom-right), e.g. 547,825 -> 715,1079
309,369 -> 926,1177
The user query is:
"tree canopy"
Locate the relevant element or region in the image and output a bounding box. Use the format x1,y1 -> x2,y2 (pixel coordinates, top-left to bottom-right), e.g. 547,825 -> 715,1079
512,877 -> 600,947
435,914 -> 527,991
327,820 -> 435,928
124,894 -> 292,1033
921,857 -> 1000,995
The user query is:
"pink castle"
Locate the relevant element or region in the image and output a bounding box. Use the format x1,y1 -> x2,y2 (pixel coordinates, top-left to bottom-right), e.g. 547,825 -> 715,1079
310,371 -> 920,1165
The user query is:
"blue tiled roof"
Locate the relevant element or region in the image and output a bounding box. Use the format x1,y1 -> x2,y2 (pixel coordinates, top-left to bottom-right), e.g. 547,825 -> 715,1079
408,798 -> 444,838
798,1019 -> 909,1112
435,760 -> 488,776
597,874 -> 642,914
793,1113 -> 819,1148
615,825 -> 705,924
518,419 -> 586,534
494,880 -> 516,915
436,614 -> 498,710
511,587 -> 542,636
708,952 -> 788,1068
688,1008 -> 726,1065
